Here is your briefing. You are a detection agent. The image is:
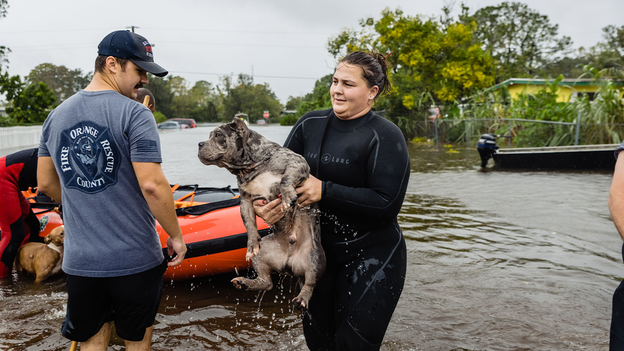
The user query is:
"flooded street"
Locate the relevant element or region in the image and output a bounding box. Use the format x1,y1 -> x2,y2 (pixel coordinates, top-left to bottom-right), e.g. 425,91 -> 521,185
0,124 -> 621,350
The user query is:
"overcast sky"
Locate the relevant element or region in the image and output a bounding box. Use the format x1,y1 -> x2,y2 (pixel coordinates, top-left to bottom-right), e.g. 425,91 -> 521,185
1,0 -> 623,105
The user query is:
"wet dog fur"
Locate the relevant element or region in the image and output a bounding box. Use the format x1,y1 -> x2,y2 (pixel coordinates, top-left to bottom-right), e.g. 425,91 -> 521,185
15,225 -> 64,283
198,118 -> 326,310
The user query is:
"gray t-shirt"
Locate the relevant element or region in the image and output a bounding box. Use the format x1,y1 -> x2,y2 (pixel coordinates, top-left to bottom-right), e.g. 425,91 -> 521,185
39,90 -> 164,277
616,141 -> 624,159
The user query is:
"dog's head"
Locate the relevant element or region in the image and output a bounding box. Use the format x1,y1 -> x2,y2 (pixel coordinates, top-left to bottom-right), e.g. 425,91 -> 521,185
198,118 -> 251,171
44,226 -> 64,246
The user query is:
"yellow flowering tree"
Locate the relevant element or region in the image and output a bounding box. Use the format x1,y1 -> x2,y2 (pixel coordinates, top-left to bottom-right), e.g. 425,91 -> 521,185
328,8 -> 495,138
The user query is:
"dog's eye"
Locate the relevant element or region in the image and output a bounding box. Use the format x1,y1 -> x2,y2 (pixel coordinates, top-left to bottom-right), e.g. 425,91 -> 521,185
215,132 -> 223,138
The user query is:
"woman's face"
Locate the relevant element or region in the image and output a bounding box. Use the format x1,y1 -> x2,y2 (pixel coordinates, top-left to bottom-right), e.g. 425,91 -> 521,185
330,62 -> 379,120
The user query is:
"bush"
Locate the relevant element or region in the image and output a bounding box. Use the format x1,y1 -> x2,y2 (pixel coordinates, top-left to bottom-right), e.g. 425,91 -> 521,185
280,115 -> 298,126
153,111 -> 167,123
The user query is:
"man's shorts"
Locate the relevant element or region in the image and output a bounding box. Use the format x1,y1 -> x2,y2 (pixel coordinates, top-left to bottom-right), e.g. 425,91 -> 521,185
61,259 -> 168,342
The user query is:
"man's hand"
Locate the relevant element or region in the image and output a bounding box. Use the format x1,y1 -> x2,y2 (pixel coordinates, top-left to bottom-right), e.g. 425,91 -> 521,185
166,236 -> 187,266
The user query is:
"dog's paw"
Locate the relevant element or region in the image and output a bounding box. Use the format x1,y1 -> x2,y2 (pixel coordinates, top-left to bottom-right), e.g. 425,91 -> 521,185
231,278 -> 248,290
292,297 -> 308,311
245,244 -> 260,262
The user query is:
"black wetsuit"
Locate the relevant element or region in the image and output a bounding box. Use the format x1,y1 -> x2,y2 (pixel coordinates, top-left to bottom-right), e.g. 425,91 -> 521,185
284,108 -> 409,350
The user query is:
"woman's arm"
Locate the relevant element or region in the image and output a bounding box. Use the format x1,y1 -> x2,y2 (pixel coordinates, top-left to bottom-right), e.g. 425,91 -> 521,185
610,156 -> 624,242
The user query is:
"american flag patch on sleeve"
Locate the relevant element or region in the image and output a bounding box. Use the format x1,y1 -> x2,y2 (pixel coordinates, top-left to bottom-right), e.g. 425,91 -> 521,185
136,140 -> 158,153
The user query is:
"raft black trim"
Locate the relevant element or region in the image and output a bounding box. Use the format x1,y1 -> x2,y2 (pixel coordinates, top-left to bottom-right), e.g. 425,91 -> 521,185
162,228 -> 272,260
175,198 -> 241,216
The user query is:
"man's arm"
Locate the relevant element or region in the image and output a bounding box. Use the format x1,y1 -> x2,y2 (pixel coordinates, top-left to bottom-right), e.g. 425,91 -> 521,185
609,156 -> 624,242
36,156 -> 62,203
132,162 -> 187,266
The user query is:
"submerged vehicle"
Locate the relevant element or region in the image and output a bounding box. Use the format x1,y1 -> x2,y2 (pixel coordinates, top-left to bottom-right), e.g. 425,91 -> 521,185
23,185 -> 269,281
234,113 -> 249,125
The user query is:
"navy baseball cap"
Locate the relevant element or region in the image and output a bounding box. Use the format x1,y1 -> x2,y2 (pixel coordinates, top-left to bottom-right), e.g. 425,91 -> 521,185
98,30 -> 168,77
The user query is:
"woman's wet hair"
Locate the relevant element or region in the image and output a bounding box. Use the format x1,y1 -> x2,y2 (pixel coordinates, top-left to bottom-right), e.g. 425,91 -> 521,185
94,55 -> 130,75
340,51 -> 391,99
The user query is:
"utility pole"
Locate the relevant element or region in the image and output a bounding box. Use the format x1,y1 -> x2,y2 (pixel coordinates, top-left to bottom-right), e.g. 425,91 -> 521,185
127,26 -> 139,33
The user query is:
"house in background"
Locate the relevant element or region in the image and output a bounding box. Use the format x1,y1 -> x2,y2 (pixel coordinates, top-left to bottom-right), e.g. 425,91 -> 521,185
487,78 -> 624,102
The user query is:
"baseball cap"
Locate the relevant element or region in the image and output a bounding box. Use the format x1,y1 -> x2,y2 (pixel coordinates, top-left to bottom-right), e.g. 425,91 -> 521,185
98,30 -> 168,77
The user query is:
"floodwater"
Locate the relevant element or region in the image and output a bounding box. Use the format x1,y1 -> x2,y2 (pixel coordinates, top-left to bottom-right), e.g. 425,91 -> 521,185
0,124 -> 621,350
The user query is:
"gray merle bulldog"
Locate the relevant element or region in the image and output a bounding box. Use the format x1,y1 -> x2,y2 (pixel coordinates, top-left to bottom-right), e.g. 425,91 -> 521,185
197,118 -> 325,310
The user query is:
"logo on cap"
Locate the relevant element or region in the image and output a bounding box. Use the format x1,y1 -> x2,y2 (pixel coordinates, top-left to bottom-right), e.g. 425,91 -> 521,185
143,40 -> 153,58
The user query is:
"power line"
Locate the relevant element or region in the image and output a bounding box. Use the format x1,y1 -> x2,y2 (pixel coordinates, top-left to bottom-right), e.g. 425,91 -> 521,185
158,40 -> 323,49
2,26 -> 332,36
169,71 -> 323,80
8,41 -> 324,52
9,45 -> 94,53
9,43 -> 93,50
141,27 -> 332,36
1,28 -> 111,34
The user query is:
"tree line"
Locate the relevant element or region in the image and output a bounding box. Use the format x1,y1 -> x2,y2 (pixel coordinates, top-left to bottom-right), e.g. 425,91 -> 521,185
1,1 -> 624,141
295,2 -> 624,142
0,62 -> 286,126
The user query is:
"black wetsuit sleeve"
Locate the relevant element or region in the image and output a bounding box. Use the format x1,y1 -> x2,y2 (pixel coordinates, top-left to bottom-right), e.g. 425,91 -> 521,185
322,123 -> 410,221
283,117 -> 305,156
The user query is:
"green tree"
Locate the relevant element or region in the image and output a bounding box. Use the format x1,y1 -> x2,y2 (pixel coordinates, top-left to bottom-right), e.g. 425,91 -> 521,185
294,74 -> 332,119
511,87 -> 574,147
538,53 -> 590,79
0,71 -> 56,125
26,63 -> 91,103
328,7 -> 496,138
185,80 -> 219,122
168,76 -> 192,119
578,25 -> 624,75
285,96 -> 303,111
146,74 -> 174,119
602,25 -> 624,61
219,74 -> 282,123
0,0 -> 10,69
0,0 -> 7,17
145,75 -> 220,122
459,2 -> 572,81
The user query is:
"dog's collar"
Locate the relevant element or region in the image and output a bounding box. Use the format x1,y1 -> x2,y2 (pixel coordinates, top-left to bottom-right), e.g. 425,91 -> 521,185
47,243 -> 62,254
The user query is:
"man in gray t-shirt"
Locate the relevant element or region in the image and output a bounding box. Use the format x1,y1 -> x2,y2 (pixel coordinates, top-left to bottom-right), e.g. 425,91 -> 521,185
37,30 -> 186,350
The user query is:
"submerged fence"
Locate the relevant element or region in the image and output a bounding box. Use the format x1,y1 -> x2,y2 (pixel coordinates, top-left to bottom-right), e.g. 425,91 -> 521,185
418,115 -> 624,148
0,126 -> 43,150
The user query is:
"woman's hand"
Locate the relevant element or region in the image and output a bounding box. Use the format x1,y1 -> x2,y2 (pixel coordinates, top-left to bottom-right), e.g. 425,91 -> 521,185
253,197 -> 286,225
252,175 -> 322,224
296,175 -> 322,207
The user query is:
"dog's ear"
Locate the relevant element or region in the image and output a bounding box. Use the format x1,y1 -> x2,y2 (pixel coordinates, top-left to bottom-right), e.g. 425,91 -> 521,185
44,235 -> 52,244
230,118 -> 249,131
229,118 -> 250,143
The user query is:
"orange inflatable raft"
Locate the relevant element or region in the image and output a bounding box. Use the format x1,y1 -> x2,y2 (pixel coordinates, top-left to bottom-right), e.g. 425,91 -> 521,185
23,185 -> 269,281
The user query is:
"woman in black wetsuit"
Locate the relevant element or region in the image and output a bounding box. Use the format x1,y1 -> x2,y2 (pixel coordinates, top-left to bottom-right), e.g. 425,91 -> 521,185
254,51 -> 409,350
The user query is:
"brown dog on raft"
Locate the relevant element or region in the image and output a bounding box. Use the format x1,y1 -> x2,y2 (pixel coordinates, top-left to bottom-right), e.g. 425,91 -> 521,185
15,225 -> 65,283
198,118 -> 325,310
